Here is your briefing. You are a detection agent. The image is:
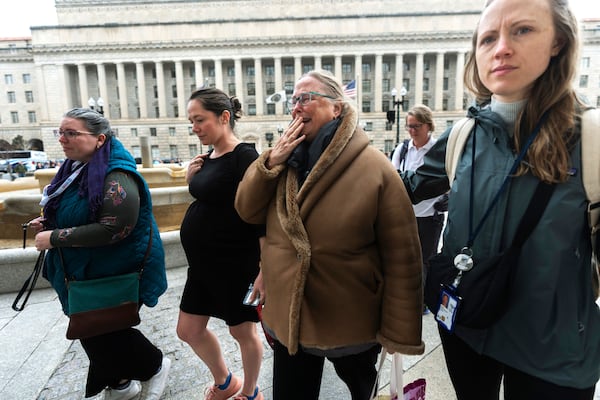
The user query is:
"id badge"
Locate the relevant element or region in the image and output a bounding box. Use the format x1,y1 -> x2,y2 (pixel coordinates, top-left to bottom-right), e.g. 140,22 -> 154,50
435,285 -> 461,333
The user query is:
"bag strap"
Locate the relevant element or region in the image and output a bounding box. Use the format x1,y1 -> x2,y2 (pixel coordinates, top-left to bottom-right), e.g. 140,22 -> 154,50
581,108 -> 600,297
12,250 -> 46,311
370,347 -> 388,400
445,117 -> 475,187
511,181 -> 555,248
398,139 -> 410,172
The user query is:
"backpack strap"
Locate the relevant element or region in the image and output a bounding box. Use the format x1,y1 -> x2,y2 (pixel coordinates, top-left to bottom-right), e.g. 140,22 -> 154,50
398,139 -> 410,171
581,108 -> 600,298
445,117 -> 475,187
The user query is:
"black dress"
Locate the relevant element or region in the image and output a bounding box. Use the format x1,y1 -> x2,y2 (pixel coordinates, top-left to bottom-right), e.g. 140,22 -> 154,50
179,143 -> 264,325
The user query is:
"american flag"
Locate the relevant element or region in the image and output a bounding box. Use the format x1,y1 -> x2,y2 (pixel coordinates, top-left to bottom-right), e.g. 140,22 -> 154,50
343,80 -> 356,98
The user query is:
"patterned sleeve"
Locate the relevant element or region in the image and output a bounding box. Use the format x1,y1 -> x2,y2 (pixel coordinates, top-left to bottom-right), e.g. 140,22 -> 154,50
50,170 -> 140,247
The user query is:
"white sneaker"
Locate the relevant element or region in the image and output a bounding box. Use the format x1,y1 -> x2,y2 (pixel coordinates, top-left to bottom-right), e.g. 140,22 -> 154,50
140,357 -> 171,400
104,380 -> 141,400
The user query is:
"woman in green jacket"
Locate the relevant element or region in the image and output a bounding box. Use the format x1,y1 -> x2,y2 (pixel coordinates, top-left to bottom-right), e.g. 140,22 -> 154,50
402,0 -> 599,398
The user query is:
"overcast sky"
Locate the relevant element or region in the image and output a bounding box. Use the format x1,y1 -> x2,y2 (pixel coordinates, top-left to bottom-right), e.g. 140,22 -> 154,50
1,0 -> 599,38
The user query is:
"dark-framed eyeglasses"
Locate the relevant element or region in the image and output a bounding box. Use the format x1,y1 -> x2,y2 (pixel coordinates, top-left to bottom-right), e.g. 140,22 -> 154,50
405,124 -> 424,131
53,129 -> 96,139
287,91 -> 336,108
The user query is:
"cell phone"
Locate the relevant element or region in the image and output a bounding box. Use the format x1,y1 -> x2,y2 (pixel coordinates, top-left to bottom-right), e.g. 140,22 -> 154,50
242,284 -> 260,306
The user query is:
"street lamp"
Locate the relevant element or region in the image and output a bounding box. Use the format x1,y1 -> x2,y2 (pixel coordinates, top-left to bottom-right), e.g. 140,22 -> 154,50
88,96 -> 105,115
391,86 -> 407,146
265,132 -> 274,147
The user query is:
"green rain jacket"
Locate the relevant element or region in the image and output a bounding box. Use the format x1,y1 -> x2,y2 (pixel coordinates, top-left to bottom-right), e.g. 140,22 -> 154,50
403,105 -> 600,389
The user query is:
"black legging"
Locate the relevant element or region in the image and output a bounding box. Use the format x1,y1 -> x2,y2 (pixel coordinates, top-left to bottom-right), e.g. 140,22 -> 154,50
438,327 -> 596,400
272,340 -> 381,400
80,327 -> 162,397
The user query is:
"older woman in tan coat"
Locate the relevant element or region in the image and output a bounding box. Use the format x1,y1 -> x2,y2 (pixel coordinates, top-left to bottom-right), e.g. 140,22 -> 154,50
235,69 -> 424,400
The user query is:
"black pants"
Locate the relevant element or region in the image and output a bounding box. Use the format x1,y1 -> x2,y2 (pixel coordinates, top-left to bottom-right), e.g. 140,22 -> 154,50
417,214 -> 444,286
439,328 -> 596,400
272,340 -> 381,400
80,327 -> 163,397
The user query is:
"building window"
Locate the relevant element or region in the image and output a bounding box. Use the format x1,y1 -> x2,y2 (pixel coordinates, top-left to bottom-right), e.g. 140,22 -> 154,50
191,83 -> 196,93
284,64 -> 294,75
208,67 -> 215,77
364,122 -> 373,131
423,78 -> 430,91
131,128 -> 138,137
443,77 -> 449,91
5,74 -> 14,84
151,145 -> 160,160
169,145 -> 178,159
190,67 -> 195,78
150,127 -> 157,137
303,64 -> 313,74
362,101 -> 371,112
28,111 -> 36,123
362,80 -> 371,92
7,91 -> 16,103
579,75 -> 588,88
403,79 -> 410,92
22,73 -> 31,84
581,57 -> 590,68
11,111 -> 19,123
132,145 -> 141,159
362,63 -> 371,74
384,139 -> 394,154
265,65 -> 274,76
383,62 -> 391,73
26,90 -> 34,102
342,63 -> 352,73
446,120 -> 454,129
284,81 -> 294,94
322,63 -> 332,72
188,144 -> 198,157
172,85 -> 177,98
422,99 -> 429,107
597,96 -> 600,107
188,126 -> 193,135
227,66 -> 235,76
403,61 -> 410,71
228,83 -> 236,96
424,60 -> 431,71
443,98 -> 448,111
266,81 -> 275,95
382,98 -> 390,112
266,103 -> 276,115
153,86 -> 158,98
247,82 -> 255,96
247,103 -> 256,116
155,106 -> 160,118
169,127 -> 176,137
382,79 -> 390,93
444,58 -> 450,70
246,66 -> 255,76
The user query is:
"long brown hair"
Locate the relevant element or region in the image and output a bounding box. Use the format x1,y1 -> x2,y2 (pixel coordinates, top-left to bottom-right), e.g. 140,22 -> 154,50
464,0 -> 582,183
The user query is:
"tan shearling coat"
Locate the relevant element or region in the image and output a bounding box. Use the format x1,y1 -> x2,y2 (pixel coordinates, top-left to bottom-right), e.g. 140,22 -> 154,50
235,107 -> 424,355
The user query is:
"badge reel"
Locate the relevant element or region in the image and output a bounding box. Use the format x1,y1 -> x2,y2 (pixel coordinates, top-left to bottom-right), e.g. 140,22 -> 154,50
435,247 -> 473,332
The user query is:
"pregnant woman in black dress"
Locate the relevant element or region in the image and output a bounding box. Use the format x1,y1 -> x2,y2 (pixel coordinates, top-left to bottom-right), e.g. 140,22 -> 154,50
177,88 -> 265,400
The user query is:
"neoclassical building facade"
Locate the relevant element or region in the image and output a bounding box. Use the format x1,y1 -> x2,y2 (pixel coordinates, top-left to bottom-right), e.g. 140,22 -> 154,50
1,0 -> 599,161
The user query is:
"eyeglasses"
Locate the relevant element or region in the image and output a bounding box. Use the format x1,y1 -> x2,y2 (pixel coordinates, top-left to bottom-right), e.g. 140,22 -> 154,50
405,124 -> 424,131
53,129 -> 97,139
287,91 -> 336,108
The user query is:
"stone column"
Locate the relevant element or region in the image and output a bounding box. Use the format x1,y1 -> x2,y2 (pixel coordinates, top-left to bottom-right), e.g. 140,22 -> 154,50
454,52 -> 466,111
136,62 -> 148,118
414,52 -> 424,105
434,52 -> 445,111
234,57 -> 244,106
314,55 -> 322,71
194,60 -> 204,89
274,56 -> 283,114
77,64 -> 89,109
140,136 -> 152,168
97,63 -> 110,119
354,54 -> 362,113
395,53 -> 404,95
294,56 -> 302,82
116,62 -> 128,119
374,53 -> 383,113
254,58 -> 263,115
214,58 -> 223,90
334,55 -> 342,80
155,61 -> 167,118
175,60 -> 185,118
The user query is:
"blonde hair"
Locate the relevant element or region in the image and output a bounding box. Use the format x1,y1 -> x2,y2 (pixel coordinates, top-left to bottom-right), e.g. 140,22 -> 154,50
406,104 -> 436,132
464,0 -> 582,183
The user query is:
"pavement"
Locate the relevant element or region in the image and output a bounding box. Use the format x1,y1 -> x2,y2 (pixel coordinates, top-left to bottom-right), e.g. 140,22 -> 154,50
0,265 -> 598,400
